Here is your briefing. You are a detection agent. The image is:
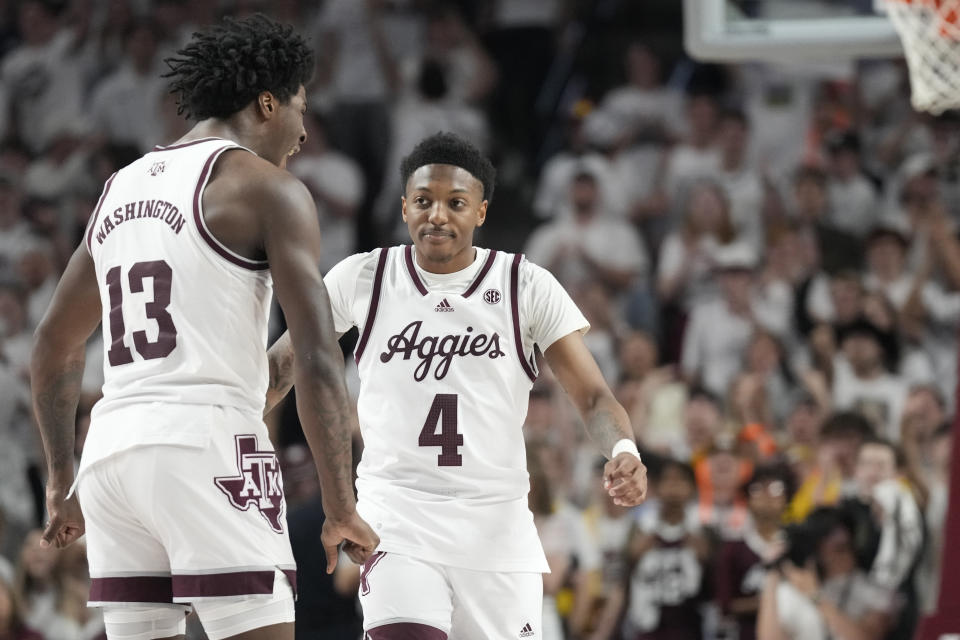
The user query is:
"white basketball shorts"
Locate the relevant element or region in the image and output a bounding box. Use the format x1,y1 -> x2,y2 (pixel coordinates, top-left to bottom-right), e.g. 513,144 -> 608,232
77,409 -> 296,609
358,551 -> 543,640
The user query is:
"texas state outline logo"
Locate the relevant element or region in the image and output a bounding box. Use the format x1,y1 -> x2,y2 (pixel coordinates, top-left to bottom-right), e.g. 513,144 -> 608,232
214,434 -> 286,533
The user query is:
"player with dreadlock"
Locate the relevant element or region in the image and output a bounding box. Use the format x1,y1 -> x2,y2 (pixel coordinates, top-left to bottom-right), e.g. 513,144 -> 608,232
31,14 -> 378,640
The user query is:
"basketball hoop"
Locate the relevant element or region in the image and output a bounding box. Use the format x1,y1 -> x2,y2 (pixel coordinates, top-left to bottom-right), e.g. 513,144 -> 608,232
883,0 -> 960,113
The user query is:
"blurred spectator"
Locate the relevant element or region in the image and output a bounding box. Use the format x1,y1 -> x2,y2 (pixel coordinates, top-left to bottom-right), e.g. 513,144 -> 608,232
87,21 -> 165,152
657,180 -> 736,312
615,331 -> 687,453
714,464 -> 793,640
16,241 -> 56,331
0,282 -> 31,378
287,111 -> 364,273
0,570 -> 42,640
823,131 -> 879,238
696,442 -> 752,538
662,93 -> 722,210
901,385 -> 950,507
525,170 -> 649,296
569,459 -> 633,640
914,422 -> 952,614
865,223 -> 960,324
0,174 -> 29,272
622,460 -> 708,640
14,530 -> 57,634
787,412 -> 874,523
575,281 -> 623,384
399,6 -> 496,107
681,243 -> 790,398
21,197 -> 69,271
758,505 -> 896,640
716,108 -> 767,253
22,123 -> 95,202
789,166 -> 863,275
743,330 -> 796,423
1,0 -> 88,153
851,438 -> 923,639
41,542 -> 105,640
682,387 -> 724,464
832,318 -> 908,440
594,42 -> 684,145
533,108 -> 626,222
529,443 -> 597,640
313,0 -> 402,248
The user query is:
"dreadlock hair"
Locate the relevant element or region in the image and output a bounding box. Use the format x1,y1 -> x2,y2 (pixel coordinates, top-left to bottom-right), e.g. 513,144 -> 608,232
163,14 -> 313,121
400,132 -> 496,203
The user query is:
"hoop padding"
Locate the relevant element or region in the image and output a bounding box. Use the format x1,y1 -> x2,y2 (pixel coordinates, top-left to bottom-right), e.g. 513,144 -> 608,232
885,0 -> 960,114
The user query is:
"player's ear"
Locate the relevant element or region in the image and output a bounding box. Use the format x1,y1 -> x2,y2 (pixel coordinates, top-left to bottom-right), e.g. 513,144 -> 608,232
401,196 -> 408,222
258,91 -> 276,119
476,200 -> 488,227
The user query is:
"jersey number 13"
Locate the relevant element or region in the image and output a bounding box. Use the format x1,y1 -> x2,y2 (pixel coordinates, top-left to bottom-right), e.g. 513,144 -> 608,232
105,260 -> 178,366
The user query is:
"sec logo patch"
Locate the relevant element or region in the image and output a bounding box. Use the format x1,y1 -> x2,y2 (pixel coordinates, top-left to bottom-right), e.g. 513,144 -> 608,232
483,288 -> 502,304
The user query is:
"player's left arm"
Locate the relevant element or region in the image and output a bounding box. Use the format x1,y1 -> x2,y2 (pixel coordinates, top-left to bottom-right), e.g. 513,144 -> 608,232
544,332 -> 648,506
30,244 -> 102,548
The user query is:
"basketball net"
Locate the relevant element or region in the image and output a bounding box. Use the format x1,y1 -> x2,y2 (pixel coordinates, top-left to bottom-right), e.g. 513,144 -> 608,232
883,0 -> 960,113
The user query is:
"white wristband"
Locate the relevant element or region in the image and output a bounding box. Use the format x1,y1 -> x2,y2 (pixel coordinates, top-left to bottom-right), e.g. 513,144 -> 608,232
612,438 -> 641,461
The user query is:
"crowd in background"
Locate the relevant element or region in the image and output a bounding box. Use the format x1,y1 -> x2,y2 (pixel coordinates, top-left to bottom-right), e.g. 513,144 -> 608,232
0,0 -> 956,639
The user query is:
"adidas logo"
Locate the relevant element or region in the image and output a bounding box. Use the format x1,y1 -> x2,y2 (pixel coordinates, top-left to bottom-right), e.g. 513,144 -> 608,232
519,623 -> 534,637
435,298 -> 454,312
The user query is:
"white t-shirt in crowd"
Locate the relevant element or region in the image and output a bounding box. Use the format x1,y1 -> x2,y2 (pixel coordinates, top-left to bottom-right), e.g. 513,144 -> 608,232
523,214 -> 649,288
832,357 -> 908,441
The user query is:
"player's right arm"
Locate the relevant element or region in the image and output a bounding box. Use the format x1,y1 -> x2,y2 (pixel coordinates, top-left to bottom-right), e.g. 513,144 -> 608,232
253,170 -> 378,570
31,245 -> 102,548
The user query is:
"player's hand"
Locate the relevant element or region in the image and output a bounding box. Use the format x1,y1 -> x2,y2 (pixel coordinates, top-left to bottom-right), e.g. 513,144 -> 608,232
603,453 -> 647,507
321,512 -> 380,574
42,489 -> 85,549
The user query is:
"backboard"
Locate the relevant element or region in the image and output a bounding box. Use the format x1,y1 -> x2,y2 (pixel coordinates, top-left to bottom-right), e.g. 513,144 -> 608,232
684,0 -> 905,61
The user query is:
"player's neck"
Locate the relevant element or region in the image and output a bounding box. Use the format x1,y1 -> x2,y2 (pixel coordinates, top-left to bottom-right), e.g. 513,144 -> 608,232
414,246 -> 478,275
176,118 -> 265,158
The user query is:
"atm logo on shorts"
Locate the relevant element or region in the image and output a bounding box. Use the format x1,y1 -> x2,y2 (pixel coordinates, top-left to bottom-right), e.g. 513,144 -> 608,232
214,434 -> 285,533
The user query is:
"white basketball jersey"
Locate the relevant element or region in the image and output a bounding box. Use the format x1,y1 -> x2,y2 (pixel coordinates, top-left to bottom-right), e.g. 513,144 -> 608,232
352,246 -> 549,573
83,137 -> 272,435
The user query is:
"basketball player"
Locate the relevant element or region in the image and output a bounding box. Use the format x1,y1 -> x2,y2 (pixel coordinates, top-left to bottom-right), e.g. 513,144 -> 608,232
267,132 -> 648,638
30,15 -> 378,640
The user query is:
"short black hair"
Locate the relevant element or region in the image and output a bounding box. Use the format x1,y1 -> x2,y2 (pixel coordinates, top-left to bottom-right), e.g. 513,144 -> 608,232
743,462 -> 796,502
720,106 -> 749,128
655,458 -> 696,487
820,411 -> 874,442
399,132 -> 496,202
163,14 -> 313,121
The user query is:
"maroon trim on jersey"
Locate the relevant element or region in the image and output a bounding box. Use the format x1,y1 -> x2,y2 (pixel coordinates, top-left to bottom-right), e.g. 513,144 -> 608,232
192,147 -> 269,271
85,172 -> 118,254
172,568 -> 297,598
462,250 -> 498,298
366,623 -> 448,640
89,575 -> 174,604
152,136 -> 225,152
355,247 -> 390,364
403,245 -> 429,296
510,253 -> 537,382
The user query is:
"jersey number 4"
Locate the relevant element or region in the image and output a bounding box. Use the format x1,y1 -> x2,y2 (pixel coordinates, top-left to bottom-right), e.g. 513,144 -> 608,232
105,260 -> 178,366
419,393 -> 463,466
